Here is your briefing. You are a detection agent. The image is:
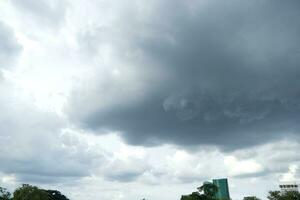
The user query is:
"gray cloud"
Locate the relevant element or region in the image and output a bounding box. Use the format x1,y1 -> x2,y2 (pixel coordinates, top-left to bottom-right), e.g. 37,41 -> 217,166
104,171 -> 144,182
232,140 -> 300,177
68,0 -> 300,150
0,21 -> 21,69
101,157 -> 149,182
2,0 -> 300,198
0,82 -> 104,184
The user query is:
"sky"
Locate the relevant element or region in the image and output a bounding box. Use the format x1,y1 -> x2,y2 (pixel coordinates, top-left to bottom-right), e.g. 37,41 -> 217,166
0,0 -> 300,199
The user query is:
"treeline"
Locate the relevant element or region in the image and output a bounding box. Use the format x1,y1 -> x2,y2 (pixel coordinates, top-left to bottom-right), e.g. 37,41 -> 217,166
0,184 -> 69,200
2,183 -> 300,200
181,182 -> 300,200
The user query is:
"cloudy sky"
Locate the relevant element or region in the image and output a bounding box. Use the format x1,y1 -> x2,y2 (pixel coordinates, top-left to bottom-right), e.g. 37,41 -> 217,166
0,0 -> 300,199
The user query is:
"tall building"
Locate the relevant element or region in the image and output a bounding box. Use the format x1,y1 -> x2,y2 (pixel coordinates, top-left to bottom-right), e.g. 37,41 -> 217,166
279,181 -> 298,193
213,178 -> 230,200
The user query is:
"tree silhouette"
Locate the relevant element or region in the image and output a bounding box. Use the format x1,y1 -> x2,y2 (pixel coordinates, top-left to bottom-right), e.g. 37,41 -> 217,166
198,182 -> 218,198
13,184 -> 49,200
0,187 -> 12,200
181,182 -> 219,200
46,190 -> 70,200
268,190 -> 300,200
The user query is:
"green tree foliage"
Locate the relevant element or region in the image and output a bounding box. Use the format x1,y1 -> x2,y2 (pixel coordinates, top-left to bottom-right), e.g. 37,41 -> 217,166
181,192 -> 203,200
46,190 -> 70,200
243,196 -> 261,200
13,184 -> 49,200
267,191 -> 300,200
198,182 -> 218,198
268,191 -> 282,200
181,182 -> 219,200
0,187 -> 12,200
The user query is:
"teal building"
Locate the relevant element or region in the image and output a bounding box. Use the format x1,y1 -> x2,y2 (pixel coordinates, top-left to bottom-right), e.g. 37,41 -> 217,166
213,178 -> 230,200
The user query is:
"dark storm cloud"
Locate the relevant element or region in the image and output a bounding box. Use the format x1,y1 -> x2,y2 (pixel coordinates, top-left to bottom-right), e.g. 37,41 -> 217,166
69,0 -> 300,150
0,21 -> 21,69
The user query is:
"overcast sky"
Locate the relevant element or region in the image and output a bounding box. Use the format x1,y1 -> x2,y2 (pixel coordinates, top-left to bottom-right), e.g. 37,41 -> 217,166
0,0 -> 300,200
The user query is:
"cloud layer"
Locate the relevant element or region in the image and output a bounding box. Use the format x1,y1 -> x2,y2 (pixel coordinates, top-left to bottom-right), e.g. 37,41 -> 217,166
1,1 -> 300,200
68,0 -> 300,149
0,21 -> 21,69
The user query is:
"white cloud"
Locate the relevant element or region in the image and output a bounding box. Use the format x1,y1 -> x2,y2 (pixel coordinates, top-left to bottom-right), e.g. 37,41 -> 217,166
280,164 -> 299,182
224,156 -> 264,177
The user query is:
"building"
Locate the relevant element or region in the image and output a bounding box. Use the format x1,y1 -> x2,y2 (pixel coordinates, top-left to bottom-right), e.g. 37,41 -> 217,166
213,178 -> 230,200
279,181 -> 298,193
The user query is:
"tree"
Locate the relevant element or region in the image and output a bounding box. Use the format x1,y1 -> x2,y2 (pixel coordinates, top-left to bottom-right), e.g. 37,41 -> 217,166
282,191 -> 300,200
268,191 -> 281,200
181,182 -> 219,200
181,192 -> 202,200
13,184 -> 49,200
0,187 -> 12,200
267,190 -> 300,200
244,196 -> 261,200
46,190 -> 70,200
198,182 -> 218,199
